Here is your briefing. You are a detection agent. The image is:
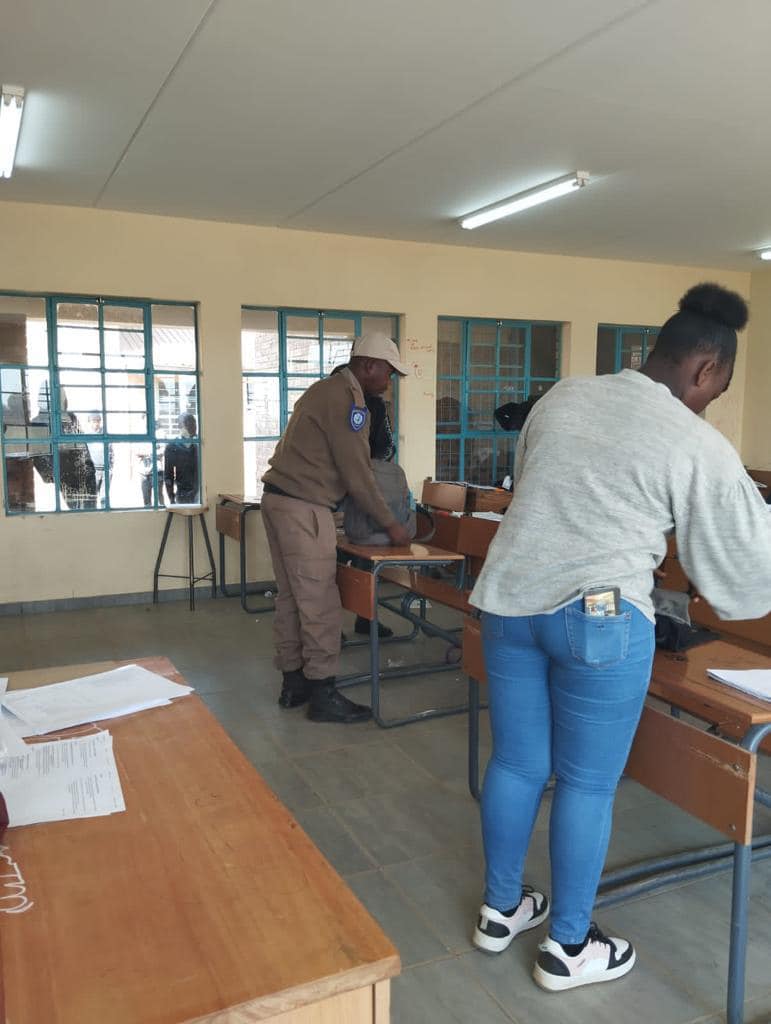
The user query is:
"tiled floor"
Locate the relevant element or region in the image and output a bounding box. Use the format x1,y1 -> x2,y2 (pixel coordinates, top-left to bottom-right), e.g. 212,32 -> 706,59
2,597 -> 770,1024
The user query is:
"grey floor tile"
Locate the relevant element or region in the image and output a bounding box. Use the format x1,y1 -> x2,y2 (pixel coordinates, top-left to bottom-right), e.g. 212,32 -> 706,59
346,870 -> 450,967
391,957 -> 516,1024
200,691 -> 283,765
256,759 -> 324,814
335,778 -> 482,866
292,740 -> 433,805
462,942 -> 709,1024
293,805 -> 376,875
598,869 -> 771,1011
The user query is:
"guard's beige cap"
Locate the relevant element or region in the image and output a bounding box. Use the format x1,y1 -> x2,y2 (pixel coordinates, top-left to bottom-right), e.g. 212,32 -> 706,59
351,332 -> 409,376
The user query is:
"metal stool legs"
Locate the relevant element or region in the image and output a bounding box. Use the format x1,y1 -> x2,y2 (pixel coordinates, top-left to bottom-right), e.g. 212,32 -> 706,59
153,510 -> 217,610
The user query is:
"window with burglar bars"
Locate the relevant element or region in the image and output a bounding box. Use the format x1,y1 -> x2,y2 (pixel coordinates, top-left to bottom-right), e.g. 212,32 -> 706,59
241,307 -> 399,496
435,317 -> 561,485
596,324 -> 659,375
0,293 -> 200,514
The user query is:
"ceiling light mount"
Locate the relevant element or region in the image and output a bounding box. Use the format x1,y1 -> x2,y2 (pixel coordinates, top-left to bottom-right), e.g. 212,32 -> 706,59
0,84 -> 25,179
757,249 -> 771,261
460,171 -> 589,230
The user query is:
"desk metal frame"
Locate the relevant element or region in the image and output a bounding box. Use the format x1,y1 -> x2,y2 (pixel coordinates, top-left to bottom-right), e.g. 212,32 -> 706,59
216,494 -> 276,614
337,548 -> 467,728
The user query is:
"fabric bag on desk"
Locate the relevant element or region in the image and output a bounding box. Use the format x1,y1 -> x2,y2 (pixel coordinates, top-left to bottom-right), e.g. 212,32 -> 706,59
653,588 -> 719,652
343,460 -> 418,546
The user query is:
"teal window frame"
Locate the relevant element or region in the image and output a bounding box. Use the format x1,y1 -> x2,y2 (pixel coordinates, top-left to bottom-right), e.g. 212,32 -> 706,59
436,316 -> 562,484
241,307 -> 400,492
596,324 -> 659,374
0,290 -> 200,515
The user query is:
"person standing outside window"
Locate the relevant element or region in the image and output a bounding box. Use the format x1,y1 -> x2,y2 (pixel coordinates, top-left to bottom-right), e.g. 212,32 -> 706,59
261,333 -> 410,724
469,284 -> 771,992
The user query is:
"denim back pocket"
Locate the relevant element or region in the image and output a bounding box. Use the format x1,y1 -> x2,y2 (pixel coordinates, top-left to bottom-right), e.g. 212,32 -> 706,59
565,605 -> 632,668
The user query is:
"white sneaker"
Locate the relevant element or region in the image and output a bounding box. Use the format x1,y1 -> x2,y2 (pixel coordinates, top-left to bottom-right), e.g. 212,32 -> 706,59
473,885 -> 550,954
533,922 -> 636,991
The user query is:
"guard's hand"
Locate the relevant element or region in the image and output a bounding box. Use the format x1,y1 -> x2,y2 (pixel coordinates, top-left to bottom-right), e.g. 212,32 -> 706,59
386,522 -> 411,547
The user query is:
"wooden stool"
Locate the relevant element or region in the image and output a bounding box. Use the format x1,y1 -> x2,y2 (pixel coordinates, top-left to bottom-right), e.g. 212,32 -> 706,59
153,506 -> 217,611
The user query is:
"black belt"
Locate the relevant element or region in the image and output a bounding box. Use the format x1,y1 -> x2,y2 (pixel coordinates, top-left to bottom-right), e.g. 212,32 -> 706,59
263,482 -> 338,512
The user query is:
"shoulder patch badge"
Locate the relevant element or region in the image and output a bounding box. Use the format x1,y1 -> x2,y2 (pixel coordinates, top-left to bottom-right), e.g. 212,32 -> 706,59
349,404 -> 367,432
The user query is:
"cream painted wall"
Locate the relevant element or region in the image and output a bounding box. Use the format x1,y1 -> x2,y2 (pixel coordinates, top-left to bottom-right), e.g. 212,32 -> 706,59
743,269 -> 771,470
0,200 -> 751,604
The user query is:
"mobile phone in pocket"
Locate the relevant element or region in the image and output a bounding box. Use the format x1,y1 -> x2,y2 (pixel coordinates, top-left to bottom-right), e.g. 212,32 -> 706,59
583,586 -> 621,617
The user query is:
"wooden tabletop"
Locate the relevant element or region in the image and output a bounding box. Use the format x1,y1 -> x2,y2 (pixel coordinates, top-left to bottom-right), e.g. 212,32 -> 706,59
650,640 -> 771,734
218,493 -> 262,508
337,539 -> 464,564
0,658 -> 399,1024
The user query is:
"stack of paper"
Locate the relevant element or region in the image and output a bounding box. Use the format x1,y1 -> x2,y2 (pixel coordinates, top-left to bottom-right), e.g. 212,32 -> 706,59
1,664 -> 193,737
706,668 -> 771,702
0,731 -> 125,827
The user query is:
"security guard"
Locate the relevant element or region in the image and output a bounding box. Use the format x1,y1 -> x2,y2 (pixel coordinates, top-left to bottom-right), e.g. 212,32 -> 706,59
261,333 -> 411,723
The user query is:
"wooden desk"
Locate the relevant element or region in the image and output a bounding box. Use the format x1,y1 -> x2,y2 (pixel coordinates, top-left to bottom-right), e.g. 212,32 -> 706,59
336,540 -> 465,728
216,493 -> 275,613
0,658 -> 399,1024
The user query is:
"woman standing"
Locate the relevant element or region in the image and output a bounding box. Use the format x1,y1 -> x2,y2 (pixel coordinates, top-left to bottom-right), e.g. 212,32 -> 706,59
469,283 -> 771,991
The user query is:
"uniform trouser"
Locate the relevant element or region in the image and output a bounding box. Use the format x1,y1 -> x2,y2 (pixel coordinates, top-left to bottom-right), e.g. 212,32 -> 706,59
261,491 -> 342,680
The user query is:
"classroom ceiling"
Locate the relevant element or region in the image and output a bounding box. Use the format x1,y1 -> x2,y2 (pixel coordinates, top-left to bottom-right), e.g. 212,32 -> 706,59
2,0 -> 771,271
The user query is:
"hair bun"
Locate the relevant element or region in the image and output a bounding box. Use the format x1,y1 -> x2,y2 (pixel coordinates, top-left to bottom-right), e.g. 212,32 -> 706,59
679,282 -> 748,330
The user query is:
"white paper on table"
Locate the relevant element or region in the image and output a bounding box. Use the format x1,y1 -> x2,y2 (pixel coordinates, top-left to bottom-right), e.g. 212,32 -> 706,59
707,668 -> 771,702
1,664 -> 193,735
0,714 -> 29,758
0,707 -> 37,739
471,511 -> 504,521
0,731 -> 126,826
0,677 -> 7,698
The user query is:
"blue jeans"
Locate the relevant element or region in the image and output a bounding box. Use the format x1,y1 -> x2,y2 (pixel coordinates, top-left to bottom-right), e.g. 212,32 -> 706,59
480,600 -> 654,944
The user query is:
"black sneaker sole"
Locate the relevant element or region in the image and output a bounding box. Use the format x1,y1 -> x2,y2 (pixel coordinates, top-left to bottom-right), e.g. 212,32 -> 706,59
307,708 -> 373,724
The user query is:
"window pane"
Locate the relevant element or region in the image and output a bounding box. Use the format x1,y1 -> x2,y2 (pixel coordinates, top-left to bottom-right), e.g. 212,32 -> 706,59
286,316 -> 320,374
596,327 -> 617,375
242,309 -> 279,372
244,439 -> 276,498
160,437 -> 200,504
469,323 -> 497,377
438,320 -> 462,377
1,367 -> 52,437
322,317 -> 355,374
286,376 -> 320,414
104,305 -> 146,371
464,437 -> 494,485
56,302 -> 100,369
100,441 -> 154,509
152,305 -> 196,371
0,296 -> 48,365
5,442 -> 56,512
620,331 -> 645,370
436,379 -> 461,431
59,370 -> 103,428
154,374 -> 198,439
361,315 -> 397,338
500,326 -> 526,375
530,324 -> 559,378
243,376 -> 280,437
105,371 -> 147,434
435,438 -> 460,482
56,438 -> 99,511
496,435 -> 517,484
497,379 -> 526,405
467,389 -> 496,431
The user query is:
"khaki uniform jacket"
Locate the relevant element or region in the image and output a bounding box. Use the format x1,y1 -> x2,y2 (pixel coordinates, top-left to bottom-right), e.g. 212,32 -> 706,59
262,367 -> 396,529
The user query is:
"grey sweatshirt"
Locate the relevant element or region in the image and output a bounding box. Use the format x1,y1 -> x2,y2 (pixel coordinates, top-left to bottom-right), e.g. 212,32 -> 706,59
470,370 -> 771,623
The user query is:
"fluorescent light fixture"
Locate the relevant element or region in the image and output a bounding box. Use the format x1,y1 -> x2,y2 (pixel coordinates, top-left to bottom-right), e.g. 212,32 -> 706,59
460,171 -> 589,230
0,85 -> 25,179
758,249 -> 771,261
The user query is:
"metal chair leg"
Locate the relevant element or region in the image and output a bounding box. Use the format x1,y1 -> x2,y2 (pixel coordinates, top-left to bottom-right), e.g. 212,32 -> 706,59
188,516 -> 195,611
199,513 -> 217,599
153,512 -> 173,604
468,677 -> 481,801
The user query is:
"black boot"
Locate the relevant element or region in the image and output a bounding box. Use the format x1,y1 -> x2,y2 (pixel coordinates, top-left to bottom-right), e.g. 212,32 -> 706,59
278,668 -> 312,708
354,615 -> 393,639
307,679 -> 373,724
